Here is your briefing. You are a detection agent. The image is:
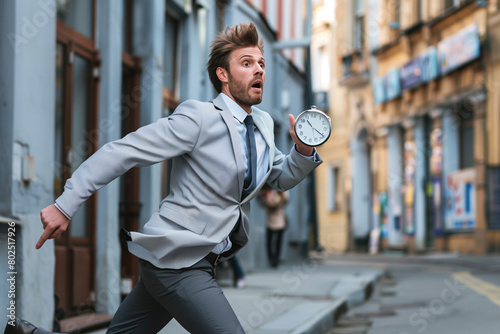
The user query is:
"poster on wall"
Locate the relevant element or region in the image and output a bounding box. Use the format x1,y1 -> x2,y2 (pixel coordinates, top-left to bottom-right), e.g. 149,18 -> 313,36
433,178 -> 443,235
404,140 -> 416,235
444,168 -> 476,231
379,192 -> 389,238
430,128 -> 443,176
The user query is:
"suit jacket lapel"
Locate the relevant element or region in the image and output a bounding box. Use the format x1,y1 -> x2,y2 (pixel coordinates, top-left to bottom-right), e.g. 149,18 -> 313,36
211,95 -> 245,197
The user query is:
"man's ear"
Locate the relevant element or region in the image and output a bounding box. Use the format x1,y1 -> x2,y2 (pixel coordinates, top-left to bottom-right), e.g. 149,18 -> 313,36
216,67 -> 229,83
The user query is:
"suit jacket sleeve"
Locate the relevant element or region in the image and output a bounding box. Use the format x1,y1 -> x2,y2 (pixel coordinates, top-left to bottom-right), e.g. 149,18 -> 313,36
55,100 -> 202,219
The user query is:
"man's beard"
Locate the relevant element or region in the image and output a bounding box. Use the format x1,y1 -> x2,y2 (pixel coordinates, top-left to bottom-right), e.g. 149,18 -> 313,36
228,73 -> 263,108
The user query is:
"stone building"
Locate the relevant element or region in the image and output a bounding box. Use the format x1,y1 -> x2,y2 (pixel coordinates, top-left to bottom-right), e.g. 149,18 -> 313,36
315,0 -> 500,255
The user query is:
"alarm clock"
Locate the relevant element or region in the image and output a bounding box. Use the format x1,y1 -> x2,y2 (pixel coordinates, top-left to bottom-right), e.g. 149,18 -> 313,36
294,105 -> 332,147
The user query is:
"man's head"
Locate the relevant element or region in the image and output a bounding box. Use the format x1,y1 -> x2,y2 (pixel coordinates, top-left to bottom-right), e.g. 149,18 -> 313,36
207,22 -> 265,112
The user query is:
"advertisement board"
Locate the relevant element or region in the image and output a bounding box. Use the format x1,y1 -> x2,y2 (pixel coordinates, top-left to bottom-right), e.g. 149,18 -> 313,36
444,168 -> 476,231
373,77 -> 386,105
438,24 -> 480,75
400,58 -> 422,91
420,46 -> 438,83
385,68 -> 401,100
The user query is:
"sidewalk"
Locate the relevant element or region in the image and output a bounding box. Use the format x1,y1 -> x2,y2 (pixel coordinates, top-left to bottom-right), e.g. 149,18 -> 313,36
89,256 -> 384,334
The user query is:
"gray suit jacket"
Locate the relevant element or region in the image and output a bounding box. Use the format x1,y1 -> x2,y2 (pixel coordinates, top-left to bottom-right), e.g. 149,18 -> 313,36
55,94 -> 322,269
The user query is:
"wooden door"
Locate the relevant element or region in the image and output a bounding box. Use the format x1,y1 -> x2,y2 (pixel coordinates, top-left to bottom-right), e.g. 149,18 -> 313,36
54,19 -> 100,316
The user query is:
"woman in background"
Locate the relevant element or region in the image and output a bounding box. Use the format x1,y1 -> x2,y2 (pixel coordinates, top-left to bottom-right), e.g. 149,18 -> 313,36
260,186 -> 289,268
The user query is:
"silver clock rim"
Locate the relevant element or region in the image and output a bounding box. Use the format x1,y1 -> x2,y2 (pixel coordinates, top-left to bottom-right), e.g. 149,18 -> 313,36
294,109 -> 331,147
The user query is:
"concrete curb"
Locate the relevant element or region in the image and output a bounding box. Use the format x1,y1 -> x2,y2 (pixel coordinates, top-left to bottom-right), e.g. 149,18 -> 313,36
249,269 -> 385,333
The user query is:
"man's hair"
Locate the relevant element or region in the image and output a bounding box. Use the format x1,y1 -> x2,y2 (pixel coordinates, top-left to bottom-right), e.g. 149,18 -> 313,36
207,22 -> 264,93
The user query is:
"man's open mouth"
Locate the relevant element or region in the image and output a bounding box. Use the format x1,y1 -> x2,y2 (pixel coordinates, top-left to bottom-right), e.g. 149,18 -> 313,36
252,82 -> 262,89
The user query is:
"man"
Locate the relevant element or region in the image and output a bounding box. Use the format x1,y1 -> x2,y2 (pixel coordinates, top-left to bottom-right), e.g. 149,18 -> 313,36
36,22 -> 321,333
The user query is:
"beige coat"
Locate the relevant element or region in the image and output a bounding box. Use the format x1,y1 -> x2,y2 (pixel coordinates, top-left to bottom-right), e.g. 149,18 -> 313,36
261,190 -> 289,230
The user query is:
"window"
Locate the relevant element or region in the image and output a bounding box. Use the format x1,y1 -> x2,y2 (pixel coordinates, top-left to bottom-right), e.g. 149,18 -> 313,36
388,0 -> 401,29
328,166 -> 342,211
55,5 -> 100,314
162,14 -> 180,114
353,0 -> 364,50
444,0 -> 461,11
460,119 -> 474,169
122,0 -> 133,53
57,0 -> 95,39
319,45 -> 330,90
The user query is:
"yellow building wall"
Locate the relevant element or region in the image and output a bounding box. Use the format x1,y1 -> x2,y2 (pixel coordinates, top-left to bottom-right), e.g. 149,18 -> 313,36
314,2 -> 351,253
487,12 -> 500,165
487,64 -> 500,165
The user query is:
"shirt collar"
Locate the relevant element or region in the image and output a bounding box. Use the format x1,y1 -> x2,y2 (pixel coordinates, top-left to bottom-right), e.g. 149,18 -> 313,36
221,93 -> 251,123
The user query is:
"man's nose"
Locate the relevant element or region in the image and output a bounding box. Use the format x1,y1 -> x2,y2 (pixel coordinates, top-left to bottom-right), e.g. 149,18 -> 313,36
254,63 -> 264,74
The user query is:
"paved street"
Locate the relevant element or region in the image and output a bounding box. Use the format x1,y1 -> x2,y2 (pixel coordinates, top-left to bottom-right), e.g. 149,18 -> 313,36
86,252 -> 500,334
325,253 -> 500,334
89,255 -> 384,334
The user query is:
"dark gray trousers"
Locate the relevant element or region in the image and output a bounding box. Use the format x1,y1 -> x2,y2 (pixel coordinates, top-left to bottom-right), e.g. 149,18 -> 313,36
107,258 -> 245,334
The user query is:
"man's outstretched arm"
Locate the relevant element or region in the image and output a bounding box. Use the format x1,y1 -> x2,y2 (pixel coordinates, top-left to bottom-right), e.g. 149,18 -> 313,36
35,100 -> 202,249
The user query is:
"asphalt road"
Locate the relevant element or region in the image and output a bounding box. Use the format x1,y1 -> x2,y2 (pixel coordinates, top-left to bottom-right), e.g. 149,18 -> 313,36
324,253 -> 500,334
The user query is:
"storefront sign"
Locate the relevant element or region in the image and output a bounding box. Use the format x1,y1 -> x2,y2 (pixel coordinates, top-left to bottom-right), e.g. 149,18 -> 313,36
420,47 -> 438,83
444,168 -> 476,231
400,58 -> 422,91
438,24 -> 480,75
385,68 -> 401,100
373,77 -> 386,105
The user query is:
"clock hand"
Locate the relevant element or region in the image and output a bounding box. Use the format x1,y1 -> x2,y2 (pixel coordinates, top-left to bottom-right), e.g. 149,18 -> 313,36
313,128 -> 325,137
307,120 -> 325,138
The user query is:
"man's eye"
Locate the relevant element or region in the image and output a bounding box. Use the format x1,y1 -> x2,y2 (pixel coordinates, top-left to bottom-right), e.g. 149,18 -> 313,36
243,62 -> 249,66
259,63 -> 265,68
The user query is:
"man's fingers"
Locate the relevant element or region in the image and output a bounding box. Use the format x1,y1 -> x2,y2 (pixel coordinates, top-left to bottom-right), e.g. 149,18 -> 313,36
36,227 -> 56,249
288,114 -> 296,130
288,114 -> 298,139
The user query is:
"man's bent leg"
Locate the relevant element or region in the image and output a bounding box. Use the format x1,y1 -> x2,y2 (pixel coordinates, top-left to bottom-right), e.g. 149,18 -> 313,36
140,259 -> 245,334
107,279 -> 172,334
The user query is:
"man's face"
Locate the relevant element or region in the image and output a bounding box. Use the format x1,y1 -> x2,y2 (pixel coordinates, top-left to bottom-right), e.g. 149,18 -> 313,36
218,46 -> 266,113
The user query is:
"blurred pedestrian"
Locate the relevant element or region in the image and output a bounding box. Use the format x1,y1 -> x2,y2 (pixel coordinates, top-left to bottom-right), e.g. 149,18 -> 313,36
228,256 -> 246,288
27,22 -> 321,334
260,186 -> 289,268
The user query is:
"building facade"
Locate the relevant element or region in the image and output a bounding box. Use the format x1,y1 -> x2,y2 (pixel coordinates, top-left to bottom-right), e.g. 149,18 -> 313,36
315,0 -> 500,255
311,0 -> 351,252
0,0 -> 313,330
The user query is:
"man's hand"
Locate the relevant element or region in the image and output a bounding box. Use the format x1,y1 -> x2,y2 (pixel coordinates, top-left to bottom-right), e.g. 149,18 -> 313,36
288,114 -> 314,156
36,204 -> 70,249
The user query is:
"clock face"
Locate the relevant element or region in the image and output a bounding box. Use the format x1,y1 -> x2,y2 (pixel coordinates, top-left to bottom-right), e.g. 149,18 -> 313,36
294,109 -> 331,147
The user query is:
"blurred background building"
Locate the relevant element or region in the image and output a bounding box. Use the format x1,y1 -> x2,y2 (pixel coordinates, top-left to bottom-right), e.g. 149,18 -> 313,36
0,0 -> 315,330
313,0 -> 500,256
